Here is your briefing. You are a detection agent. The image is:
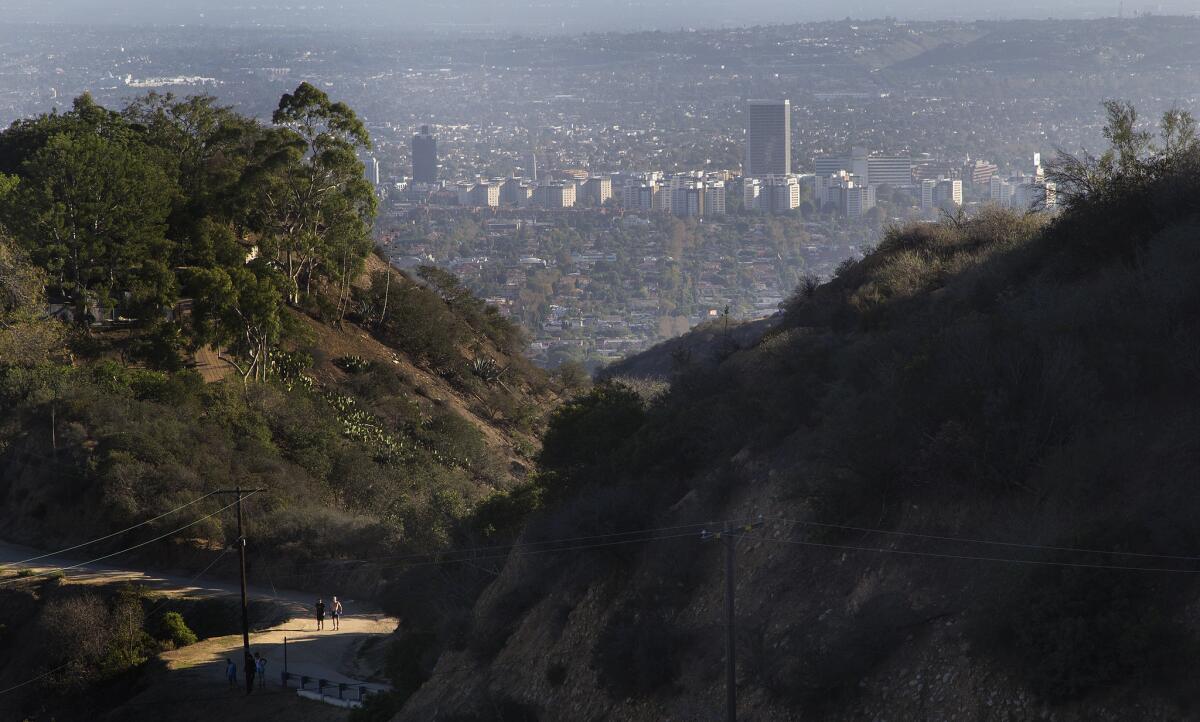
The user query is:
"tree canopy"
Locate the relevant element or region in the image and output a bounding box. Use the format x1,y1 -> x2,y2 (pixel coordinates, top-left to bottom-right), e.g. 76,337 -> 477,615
0,85 -> 377,379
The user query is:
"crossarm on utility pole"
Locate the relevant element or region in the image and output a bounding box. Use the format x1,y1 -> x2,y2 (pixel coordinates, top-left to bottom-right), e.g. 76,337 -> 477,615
213,487 -> 268,695
702,515 -> 764,722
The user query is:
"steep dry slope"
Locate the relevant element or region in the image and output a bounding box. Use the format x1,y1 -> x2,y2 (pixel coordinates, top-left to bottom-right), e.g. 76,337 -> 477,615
390,161 -> 1200,720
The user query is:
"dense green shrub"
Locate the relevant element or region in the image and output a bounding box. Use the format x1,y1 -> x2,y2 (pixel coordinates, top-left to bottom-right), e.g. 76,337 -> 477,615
537,381 -> 645,483
156,611 -> 198,648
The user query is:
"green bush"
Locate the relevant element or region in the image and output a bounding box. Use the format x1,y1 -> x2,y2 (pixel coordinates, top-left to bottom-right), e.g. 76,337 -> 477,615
156,611 -> 198,648
537,381 -> 645,484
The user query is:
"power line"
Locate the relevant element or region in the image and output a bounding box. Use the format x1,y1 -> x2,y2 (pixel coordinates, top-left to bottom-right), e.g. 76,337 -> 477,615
377,529 -> 705,573
739,533 -> 1200,574
261,522 -> 730,582
0,663 -> 72,697
0,493 -> 256,588
144,548 -> 233,620
767,516 -> 1200,562
0,492 -> 218,571
309,519 -> 727,567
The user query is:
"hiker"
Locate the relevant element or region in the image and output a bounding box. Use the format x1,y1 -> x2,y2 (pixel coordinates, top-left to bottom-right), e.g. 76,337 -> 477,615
226,658 -> 237,689
315,598 -> 326,630
255,652 -> 267,689
331,596 -> 344,631
245,651 -> 256,693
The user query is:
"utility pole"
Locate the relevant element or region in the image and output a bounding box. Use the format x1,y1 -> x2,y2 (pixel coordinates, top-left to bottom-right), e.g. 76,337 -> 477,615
702,516 -> 764,722
215,487 -> 267,694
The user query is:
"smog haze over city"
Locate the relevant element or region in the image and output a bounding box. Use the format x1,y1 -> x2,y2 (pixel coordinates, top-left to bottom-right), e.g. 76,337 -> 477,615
3,1 -> 1200,721
3,0 -> 1199,30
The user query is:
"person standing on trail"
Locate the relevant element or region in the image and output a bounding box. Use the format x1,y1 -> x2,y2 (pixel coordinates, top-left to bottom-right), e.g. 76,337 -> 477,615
226,658 -> 237,689
316,598 -> 326,630
331,596 -> 343,631
255,652 -> 267,689
245,650 -> 256,693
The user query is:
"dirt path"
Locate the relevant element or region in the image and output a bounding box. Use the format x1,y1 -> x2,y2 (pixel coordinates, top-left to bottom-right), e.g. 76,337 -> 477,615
193,344 -> 236,383
0,540 -> 397,718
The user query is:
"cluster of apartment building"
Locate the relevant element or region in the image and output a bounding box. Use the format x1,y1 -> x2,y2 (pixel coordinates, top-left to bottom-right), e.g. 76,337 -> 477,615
397,100 -> 1057,221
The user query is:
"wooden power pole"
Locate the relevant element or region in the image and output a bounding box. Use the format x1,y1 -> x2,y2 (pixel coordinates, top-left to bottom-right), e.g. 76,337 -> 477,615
215,487 -> 267,694
703,516 -> 764,722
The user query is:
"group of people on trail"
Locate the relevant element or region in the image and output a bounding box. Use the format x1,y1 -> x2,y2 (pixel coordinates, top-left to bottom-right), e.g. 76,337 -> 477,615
220,596 -> 345,691
315,595 -> 343,631
226,652 -> 268,693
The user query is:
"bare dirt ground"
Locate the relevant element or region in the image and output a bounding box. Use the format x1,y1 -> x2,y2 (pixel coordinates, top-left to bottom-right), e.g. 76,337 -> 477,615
0,541 -> 397,721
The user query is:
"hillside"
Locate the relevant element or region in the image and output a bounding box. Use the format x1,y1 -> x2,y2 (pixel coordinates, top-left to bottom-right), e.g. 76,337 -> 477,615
377,112 -> 1200,720
0,86 -> 563,719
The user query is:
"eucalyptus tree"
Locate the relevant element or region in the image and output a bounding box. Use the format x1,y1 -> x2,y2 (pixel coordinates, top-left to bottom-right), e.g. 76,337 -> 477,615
243,82 -> 377,306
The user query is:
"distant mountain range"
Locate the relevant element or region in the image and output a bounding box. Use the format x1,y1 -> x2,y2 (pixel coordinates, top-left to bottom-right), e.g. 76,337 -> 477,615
2,0 -> 1197,32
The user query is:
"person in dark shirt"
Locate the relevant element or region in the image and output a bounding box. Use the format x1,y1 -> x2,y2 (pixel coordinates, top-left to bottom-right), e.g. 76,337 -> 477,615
315,598 -> 326,630
245,650 -> 256,693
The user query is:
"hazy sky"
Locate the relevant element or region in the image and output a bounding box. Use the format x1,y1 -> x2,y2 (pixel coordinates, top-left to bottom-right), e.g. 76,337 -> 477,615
1,0 -> 1196,31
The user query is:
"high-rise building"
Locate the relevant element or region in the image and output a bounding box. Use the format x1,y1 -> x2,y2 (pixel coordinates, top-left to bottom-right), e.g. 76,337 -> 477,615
582,176 -> 613,206
367,156 -> 381,186
920,179 -> 937,212
535,182 -> 576,209
813,155 -> 846,178
672,180 -> 706,218
989,176 -> 1014,206
931,178 -> 963,211
762,175 -> 801,214
468,182 -> 500,208
745,100 -> 791,177
742,178 -> 762,210
704,182 -> 726,217
867,155 -> 914,187
814,150 -> 913,187
500,178 -> 533,206
622,182 -> 659,212
412,125 -> 438,185
845,184 -> 876,218
963,159 -> 999,187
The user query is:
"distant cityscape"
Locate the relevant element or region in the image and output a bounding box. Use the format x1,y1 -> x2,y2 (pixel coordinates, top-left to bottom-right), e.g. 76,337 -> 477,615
2,15 -> 1197,367
374,100 -> 1058,368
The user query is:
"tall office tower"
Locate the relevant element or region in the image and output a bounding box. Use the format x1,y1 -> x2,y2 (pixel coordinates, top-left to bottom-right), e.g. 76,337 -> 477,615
368,156 -> 381,186
745,100 -> 792,177
412,125 -> 438,184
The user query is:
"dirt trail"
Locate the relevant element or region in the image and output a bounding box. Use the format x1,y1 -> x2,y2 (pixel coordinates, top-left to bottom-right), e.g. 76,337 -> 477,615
0,540 -> 397,717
